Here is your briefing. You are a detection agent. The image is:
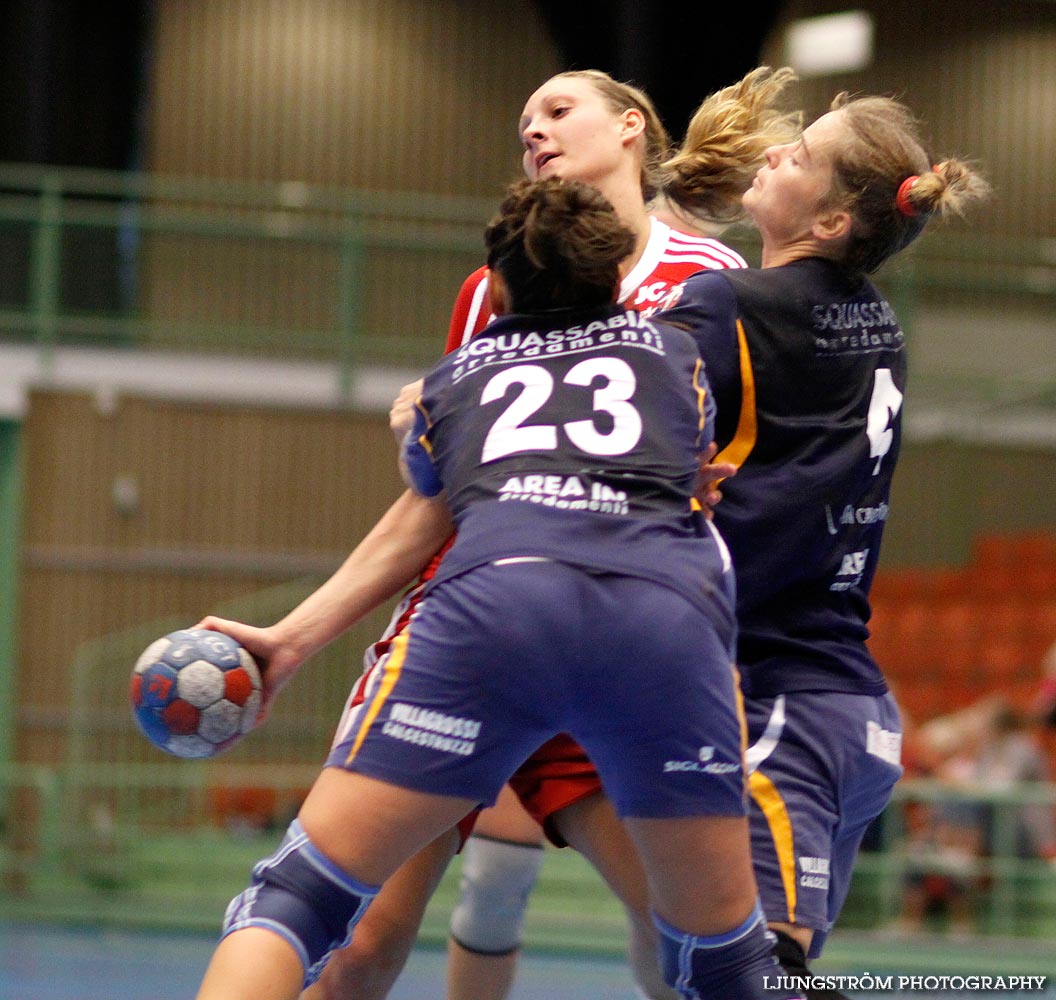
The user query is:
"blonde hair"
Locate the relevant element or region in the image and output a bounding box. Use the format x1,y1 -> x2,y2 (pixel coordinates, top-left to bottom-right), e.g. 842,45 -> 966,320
660,66 -> 802,225
551,66 -> 801,220
826,93 -> 991,273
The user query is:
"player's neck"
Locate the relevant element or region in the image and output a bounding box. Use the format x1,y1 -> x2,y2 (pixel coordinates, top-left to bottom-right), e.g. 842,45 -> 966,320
594,175 -> 653,278
761,238 -> 838,269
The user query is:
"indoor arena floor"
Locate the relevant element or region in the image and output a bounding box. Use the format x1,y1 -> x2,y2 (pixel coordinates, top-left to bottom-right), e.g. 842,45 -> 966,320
4,920 -> 1056,999
3,921 -> 645,1000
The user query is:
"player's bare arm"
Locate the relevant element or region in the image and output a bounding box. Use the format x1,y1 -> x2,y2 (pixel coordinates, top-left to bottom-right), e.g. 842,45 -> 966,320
198,489 -> 454,717
390,378 -> 425,444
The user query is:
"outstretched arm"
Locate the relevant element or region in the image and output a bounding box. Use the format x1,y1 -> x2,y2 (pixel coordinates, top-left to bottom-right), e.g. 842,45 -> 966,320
199,487 -> 454,716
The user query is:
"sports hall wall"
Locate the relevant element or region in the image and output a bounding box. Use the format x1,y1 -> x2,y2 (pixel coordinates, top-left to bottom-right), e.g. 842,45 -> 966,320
5,1 -> 1056,766
134,0 -> 560,362
13,390 -> 406,767
769,0 -> 1056,238
762,0 -> 1056,407
11,389 -> 1055,768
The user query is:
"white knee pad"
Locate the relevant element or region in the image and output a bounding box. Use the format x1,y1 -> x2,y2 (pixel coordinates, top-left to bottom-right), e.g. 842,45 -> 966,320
449,835 -> 544,954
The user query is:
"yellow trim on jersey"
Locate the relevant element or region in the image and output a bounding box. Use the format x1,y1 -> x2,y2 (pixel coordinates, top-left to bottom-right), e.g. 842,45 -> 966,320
714,319 -> 757,470
414,397 -> 435,457
345,627 -> 411,764
748,768 -> 797,924
688,357 -> 710,515
732,664 -> 748,756
692,357 -> 708,443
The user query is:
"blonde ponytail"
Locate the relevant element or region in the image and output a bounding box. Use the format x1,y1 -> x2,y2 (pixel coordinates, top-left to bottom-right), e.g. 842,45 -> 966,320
659,66 -> 802,225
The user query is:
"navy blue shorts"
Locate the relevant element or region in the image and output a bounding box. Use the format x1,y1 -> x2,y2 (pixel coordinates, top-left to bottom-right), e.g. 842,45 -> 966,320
327,559 -> 746,821
744,689 -> 902,957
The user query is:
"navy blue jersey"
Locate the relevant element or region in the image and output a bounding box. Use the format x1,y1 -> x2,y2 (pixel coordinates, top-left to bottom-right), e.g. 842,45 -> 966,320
661,259 -> 907,697
404,304 -> 734,634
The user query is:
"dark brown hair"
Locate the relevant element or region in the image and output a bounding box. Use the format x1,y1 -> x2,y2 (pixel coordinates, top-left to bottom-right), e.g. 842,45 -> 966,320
484,177 -> 636,313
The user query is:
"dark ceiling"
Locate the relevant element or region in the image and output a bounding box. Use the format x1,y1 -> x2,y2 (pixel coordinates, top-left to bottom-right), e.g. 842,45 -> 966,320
535,0 -> 784,139
0,0 -> 784,168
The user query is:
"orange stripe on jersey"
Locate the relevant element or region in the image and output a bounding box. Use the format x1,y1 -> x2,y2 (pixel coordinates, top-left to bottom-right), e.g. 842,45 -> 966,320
732,663 -> 748,757
691,357 -> 708,446
748,768 -> 798,924
714,319 -> 757,470
345,627 -> 411,765
414,397 -> 434,457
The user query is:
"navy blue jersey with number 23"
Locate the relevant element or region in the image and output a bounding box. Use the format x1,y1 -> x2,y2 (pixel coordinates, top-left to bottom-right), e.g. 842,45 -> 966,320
403,303 -> 735,638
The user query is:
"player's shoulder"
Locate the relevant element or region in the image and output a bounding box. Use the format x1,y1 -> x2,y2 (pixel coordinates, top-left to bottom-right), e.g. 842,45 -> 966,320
446,266 -> 492,353
458,265 -> 489,292
660,228 -> 748,271
453,266 -> 490,308
664,266 -> 739,311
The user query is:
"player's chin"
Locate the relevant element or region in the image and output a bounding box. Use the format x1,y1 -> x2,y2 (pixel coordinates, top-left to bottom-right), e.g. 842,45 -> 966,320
535,160 -> 565,182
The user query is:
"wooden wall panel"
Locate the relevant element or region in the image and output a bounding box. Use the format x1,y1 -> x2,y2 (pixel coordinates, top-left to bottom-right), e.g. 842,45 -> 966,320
765,0 -> 1056,236
146,0 -> 559,196
20,391 -> 400,552
140,1 -> 562,360
15,388 -> 405,765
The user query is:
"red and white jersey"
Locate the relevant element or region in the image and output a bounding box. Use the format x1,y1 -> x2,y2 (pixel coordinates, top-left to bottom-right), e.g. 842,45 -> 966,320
443,217 -> 747,353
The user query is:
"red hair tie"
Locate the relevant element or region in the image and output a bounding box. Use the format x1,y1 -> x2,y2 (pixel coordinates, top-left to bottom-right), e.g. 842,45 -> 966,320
895,175 -> 920,217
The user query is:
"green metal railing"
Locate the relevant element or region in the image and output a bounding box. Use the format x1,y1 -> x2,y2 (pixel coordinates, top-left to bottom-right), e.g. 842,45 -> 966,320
0,421 -> 23,773
4,759 -> 1056,945
3,578 -> 1056,941
850,781 -> 1056,939
0,163 -> 495,378
2,163 -> 1055,414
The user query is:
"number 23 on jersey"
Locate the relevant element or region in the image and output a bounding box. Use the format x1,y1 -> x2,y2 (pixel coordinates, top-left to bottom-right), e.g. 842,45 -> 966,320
480,357 -> 643,463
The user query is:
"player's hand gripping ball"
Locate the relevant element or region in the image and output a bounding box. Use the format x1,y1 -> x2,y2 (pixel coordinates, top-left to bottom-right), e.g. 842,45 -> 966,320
130,628 -> 263,758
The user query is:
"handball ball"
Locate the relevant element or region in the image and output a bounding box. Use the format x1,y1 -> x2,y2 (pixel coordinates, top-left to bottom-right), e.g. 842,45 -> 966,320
130,628 -> 263,759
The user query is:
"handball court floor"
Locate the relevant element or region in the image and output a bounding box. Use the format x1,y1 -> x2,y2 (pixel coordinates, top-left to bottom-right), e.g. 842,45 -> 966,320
4,921 -> 1056,1000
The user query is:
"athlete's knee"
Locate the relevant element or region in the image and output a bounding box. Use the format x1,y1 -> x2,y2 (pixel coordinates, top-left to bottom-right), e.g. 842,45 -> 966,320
653,905 -> 802,1000
448,835 -> 544,954
223,819 -> 380,988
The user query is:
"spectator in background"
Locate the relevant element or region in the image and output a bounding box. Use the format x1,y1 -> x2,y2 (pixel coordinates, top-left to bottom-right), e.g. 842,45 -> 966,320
897,695 -> 1056,936
1031,639 -> 1056,729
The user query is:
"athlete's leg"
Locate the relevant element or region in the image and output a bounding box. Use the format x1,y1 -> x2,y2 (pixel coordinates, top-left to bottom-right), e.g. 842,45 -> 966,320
554,792 -> 675,1000
769,927 -> 850,1000
624,815 -> 799,1000
203,559 -> 577,1000
745,691 -> 902,1000
197,769 -> 477,1000
446,785 -> 544,1000
306,827 -> 461,1000
556,572 -> 796,999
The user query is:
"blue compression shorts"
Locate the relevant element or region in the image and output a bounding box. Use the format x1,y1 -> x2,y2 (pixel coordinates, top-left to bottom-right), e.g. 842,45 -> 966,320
744,688 -> 903,956
327,559 -> 746,821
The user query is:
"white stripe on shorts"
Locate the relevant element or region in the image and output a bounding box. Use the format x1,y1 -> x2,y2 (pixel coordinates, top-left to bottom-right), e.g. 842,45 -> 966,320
744,694 -> 786,775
